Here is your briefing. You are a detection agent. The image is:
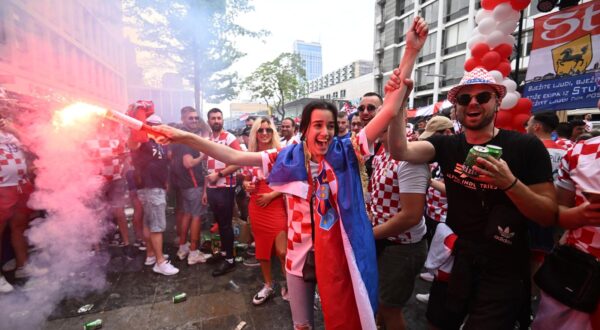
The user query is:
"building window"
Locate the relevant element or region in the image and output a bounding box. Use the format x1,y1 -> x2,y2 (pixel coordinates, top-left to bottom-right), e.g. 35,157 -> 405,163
442,55 -> 466,87
340,89 -> 346,98
0,6 -> 6,45
443,20 -> 468,54
445,0 -> 469,22
397,14 -> 414,43
397,0 -> 415,15
326,94 -> 331,99
421,2 -> 439,29
419,32 -> 437,62
415,64 -> 436,92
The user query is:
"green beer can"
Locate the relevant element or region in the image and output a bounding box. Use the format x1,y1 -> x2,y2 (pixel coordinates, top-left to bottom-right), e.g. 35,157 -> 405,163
486,145 -> 503,160
83,319 -> 102,330
463,146 -> 489,176
173,293 -> 187,303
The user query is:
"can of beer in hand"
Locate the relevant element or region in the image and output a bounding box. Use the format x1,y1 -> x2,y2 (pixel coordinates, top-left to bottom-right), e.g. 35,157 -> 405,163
83,319 -> 102,330
173,293 -> 187,304
486,145 -> 503,160
463,146 -> 489,177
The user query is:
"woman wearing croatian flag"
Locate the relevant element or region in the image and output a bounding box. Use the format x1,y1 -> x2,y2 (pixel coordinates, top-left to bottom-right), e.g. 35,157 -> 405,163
152,17 -> 428,330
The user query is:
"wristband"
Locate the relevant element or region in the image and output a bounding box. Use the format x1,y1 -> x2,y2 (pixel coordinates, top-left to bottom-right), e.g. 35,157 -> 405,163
501,178 -> 518,192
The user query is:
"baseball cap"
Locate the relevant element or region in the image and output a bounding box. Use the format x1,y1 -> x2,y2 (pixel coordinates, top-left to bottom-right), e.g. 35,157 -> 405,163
418,116 -> 454,140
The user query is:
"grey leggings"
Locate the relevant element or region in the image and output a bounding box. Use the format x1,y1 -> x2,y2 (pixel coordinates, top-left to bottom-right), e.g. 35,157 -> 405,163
286,272 -> 316,329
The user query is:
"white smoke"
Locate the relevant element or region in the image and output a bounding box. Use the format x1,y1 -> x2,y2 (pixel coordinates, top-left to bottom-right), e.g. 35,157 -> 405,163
0,108 -> 115,329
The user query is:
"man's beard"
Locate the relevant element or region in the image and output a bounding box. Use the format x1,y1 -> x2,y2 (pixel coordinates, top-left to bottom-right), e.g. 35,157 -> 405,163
458,108 -> 496,131
211,123 -> 222,132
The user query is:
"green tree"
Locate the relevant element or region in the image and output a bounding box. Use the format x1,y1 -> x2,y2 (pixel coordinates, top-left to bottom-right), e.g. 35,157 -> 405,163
243,53 -> 306,120
123,0 -> 266,112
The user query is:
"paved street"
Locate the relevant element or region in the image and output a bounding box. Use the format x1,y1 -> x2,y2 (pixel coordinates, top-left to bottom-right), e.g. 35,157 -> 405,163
42,212 -> 430,330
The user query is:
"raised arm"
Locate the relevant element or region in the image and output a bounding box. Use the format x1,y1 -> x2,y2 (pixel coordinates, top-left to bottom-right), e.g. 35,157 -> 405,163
152,125 -> 262,167
386,72 -> 436,163
363,16 -> 428,144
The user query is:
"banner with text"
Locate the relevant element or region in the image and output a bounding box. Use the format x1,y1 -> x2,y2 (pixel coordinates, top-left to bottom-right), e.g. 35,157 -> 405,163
524,1 -> 600,112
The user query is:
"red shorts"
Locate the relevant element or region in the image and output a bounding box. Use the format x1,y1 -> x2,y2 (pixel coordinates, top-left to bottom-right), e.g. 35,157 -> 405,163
0,183 -> 33,223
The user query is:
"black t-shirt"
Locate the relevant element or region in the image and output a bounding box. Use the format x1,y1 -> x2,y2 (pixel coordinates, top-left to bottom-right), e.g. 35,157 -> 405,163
131,140 -> 169,189
427,130 -> 552,267
170,143 -> 206,190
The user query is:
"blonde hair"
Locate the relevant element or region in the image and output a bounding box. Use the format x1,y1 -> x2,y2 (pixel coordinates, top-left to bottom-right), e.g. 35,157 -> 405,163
247,117 -> 281,152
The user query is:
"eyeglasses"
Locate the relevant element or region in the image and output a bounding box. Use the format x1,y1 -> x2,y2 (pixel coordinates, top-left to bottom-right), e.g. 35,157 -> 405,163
357,104 -> 378,113
257,128 -> 273,134
456,92 -> 494,106
187,116 -> 200,121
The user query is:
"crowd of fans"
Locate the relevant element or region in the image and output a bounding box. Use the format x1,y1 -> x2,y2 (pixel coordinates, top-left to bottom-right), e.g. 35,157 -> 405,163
1,16 -> 599,330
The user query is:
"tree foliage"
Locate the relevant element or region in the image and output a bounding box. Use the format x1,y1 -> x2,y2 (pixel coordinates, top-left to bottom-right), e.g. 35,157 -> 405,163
243,53 -> 306,120
123,0 -> 266,110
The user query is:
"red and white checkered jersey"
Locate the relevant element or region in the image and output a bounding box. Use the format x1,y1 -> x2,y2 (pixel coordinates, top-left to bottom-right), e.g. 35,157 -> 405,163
557,136 -> 600,258
261,130 -> 372,276
84,136 -> 127,182
426,163 -> 447,223
369,147 -> 428,243
555,137 -> 574,151
280,134 -> 301,148
207,131 -> 242,188
542,139 -> 567,183
0,132 -> 28,187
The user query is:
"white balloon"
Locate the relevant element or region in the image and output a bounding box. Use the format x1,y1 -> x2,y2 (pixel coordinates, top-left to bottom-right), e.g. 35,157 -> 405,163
502,79 -> 517,93
501,92 -> 518,109
475,9 -> 492,25
497,20 -> 518,35
467,34 -> 486,49
493,3 -> 516,22
514,91 -> 521,99
489,70 -> 504,84
477,17 -> 496,35
504,34 -> 516,46
486,31 -> 506,48
508,9 -> 521,21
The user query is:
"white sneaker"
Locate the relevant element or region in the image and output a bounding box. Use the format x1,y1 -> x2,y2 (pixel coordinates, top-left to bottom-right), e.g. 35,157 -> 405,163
187,250 -> 211,265
153,260 -> 179,276
15,264 -> 49,279
281,286 -> 289,301
2,259 -> 16,272
252,285 -> 274,305
144,254 -> 169,266
416,293 -> 430,304
177,243 -> 190,260
0,276 -> 14,293
419,272 -> 434,282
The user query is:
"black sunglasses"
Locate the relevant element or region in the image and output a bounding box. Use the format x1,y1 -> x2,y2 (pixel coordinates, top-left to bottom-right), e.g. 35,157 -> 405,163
456,92 -> 494,106
257,128 -> 273,134
357,104 -> 378,113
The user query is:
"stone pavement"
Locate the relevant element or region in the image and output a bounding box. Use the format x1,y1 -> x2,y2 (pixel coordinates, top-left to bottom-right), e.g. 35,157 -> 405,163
42,213 -> 431,330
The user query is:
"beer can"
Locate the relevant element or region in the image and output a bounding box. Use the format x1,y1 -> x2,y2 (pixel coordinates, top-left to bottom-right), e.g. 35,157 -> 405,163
486,145 -> 503,160
463,146 -> 489,177
173,293 -> 187,304
83,319 -> 102,330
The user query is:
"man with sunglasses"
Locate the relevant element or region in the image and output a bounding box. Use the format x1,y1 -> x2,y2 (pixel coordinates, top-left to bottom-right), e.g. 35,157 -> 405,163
386,67 -> 557,329
359,92 -> 384,178
170,106 -> 212,264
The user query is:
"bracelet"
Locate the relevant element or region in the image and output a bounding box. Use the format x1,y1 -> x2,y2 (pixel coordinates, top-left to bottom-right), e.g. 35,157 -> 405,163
501,178 -> 518,192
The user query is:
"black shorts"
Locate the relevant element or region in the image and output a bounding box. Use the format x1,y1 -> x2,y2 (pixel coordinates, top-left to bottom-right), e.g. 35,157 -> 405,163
427,274 -> 529,330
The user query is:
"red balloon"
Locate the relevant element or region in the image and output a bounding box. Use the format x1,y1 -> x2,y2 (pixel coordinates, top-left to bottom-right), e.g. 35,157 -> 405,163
482,51 -> 502,71
511,0 -> 530,11
515,97 -> 533,114
511,113 -> 530,132
494,110 -> 512,128
494,44 -> 513,59
481,0 -> 502,10
464,57 -> 481,72
497,61 -> 512,77
471,43 -> 490,59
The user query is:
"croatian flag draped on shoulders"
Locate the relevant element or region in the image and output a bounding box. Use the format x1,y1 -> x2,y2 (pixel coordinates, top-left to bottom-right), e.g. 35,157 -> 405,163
262,130 -> 378,330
